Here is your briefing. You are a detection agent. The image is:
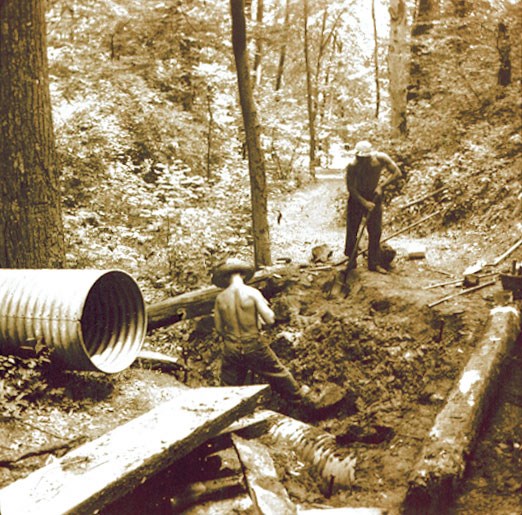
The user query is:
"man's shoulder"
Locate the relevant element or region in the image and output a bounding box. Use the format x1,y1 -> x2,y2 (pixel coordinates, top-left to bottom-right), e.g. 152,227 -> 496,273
373,150 -> 392,162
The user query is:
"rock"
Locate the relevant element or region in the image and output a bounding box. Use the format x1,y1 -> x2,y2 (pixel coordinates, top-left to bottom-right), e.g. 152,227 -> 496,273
311,244 -> 333,263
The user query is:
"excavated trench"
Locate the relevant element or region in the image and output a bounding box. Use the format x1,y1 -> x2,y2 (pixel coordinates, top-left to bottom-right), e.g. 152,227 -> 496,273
99,261 -> 521,514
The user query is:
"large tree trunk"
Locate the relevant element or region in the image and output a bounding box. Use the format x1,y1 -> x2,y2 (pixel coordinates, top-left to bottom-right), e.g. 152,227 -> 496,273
274,0 -> 290,91
0,0 -> 65,268
303,0 -> 316,179
388,0 -> 410,137
230,0 -> 272,267
409,0 -> 439,101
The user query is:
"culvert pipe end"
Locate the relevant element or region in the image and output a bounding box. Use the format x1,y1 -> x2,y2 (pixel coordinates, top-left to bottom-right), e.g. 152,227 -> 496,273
0,269 -> 147,374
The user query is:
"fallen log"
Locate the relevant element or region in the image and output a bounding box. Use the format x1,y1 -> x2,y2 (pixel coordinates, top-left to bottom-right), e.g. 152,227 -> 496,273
146,265 -> 289,331
170,474 -> 246,512
0,385 -> 269,515
403,305 -> 521,514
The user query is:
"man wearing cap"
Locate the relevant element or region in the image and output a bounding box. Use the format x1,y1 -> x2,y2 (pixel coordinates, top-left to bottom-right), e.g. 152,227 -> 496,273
212,258 -> 310,404
344,140 -> 403,272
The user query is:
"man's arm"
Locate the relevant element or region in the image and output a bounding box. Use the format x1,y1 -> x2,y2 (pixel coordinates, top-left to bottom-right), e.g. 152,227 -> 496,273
213,298 -> 223,335
252,289 -> 275,325
377,152 -> 403,191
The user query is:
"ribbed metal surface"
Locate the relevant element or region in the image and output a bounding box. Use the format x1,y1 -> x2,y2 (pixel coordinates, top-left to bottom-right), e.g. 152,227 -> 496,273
268,413 -> 356,491
0,269 -> 147,373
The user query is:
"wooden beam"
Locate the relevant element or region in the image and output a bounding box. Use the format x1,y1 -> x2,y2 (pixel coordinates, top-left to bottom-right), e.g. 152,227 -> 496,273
403,306 -> 521,514
0,385 -> 269,515
231,434 -> 297,514
146,265 -> 288,331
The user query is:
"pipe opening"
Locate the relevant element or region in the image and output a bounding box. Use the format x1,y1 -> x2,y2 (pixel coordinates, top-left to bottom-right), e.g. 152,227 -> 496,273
80,271 -> 146,373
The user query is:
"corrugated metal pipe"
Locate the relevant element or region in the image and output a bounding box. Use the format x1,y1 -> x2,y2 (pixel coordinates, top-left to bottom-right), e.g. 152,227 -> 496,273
263,410 -> 357,494
0,269 -> 147,373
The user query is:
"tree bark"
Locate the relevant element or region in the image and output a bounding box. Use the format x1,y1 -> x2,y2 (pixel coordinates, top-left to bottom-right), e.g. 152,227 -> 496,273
303,0 -> 316,179
409,0 -> 438,101
274,0 -> 290,91
496,22 -> 511,87
388,0 -> 410,137
371,0 -> 381,118
253,0 -> 264,87
230,0 -> 272,267
0,0 -> 65,268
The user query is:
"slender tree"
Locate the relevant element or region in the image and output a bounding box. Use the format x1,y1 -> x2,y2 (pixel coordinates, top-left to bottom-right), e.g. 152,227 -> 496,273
253,0 -> 264,87
275,0 -> 290,91
496,22 -> 511,87
388,0 -> 410,137
303,0 -> 317,179
0,0 -> 65,268
230,0 -> 272,267
371,0 -> 381,118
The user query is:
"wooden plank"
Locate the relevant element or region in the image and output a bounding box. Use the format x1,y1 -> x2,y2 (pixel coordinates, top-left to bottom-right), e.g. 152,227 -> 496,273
231,434 -> 297,515
0,385 -> 269,515
146,266 -> 288,331
403,306 -> 521,514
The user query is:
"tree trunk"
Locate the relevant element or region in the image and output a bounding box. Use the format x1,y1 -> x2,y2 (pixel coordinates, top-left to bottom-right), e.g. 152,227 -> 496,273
253,0 -> 264,87
206,86 -> 214,179
0,0 -> 65,268
230,0 -> 272,267
449,0 -> 468,17
496,22 -> 511,87
303,0 -> 316,179
388,0 -> 410,137
274,0 -> 290,91
409,0 -> 438,101
371,0 -> 381,118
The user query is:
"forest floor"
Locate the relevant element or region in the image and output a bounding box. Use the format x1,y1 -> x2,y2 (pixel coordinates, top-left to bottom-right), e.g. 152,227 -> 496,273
1,167 -> 521,514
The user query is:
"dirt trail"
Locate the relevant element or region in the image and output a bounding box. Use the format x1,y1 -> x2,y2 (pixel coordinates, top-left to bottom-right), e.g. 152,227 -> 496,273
270,173 -> 345,264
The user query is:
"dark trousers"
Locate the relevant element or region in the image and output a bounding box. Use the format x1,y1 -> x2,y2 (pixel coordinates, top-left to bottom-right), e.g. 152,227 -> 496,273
344,197 -> 382,269
220,335 -> 301,400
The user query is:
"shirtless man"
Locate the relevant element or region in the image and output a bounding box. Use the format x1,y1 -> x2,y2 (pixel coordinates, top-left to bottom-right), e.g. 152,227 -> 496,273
212,258 -> 309,403
344,140 -> 403,272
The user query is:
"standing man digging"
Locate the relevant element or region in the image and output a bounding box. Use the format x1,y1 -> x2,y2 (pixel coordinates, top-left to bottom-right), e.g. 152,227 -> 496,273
344,140 -> 403,273
212,258 -> 313,406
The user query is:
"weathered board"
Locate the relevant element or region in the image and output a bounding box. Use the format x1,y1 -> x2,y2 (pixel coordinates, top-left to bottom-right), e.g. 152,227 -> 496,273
0,385 -> 269,515
232,434 -> 297,514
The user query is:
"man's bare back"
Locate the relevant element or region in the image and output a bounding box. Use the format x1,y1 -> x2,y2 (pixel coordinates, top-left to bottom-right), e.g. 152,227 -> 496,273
214,275 -> 275,340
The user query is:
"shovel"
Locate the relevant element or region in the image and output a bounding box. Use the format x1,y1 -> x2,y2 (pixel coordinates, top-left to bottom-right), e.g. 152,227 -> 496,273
327,214 -> 368,299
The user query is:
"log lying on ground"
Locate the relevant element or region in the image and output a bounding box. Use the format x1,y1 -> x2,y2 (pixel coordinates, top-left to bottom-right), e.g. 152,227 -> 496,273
170,474 -> 246,512
403,305 -> 521,514
146,265 -> 289,331
0,385 -> 269,515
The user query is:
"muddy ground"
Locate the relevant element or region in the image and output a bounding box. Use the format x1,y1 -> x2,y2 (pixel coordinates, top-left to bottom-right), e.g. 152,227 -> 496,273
1,171 -> 521,513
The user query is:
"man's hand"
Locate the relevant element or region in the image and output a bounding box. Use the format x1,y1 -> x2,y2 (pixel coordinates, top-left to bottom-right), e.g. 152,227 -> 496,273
364,200 -> 376,212
374,185 -> 383,200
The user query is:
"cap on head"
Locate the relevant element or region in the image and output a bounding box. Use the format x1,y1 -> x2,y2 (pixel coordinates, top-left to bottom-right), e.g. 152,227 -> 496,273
354,140 -> 373,157
211,258 -> 255,288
